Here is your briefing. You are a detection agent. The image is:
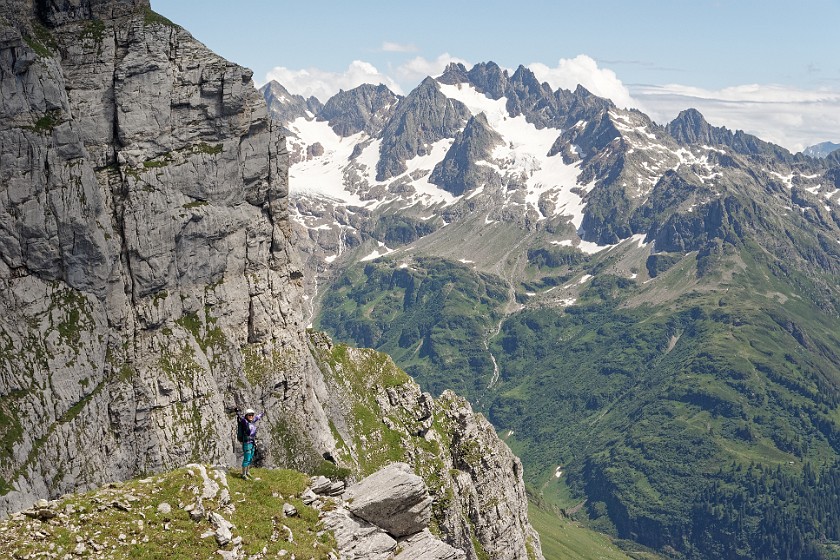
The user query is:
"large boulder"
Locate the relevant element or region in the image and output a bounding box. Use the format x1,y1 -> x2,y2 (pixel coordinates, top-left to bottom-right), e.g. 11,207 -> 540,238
321,507 -> 396,560
343,462 -> 432,538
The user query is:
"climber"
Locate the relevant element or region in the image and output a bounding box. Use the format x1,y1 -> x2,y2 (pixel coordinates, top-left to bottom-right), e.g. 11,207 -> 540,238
236,408 -> 264,479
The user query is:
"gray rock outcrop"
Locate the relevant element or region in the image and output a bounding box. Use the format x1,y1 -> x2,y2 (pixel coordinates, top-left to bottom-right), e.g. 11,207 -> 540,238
310,337 -> 544,560
318,83 -> 400,138
430,112 -> 503,196
316,465 -> 465,560
260,80 -> 323,135
343,462 -> 432,538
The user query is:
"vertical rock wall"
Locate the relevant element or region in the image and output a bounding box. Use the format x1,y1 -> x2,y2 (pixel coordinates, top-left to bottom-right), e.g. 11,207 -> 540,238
0,0 -> 335,515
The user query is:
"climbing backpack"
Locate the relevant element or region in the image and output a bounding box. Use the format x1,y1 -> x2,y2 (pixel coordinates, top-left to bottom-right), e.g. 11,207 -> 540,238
236,417 -> 247,443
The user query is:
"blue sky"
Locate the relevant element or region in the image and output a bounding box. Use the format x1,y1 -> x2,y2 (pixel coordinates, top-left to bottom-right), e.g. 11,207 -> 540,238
152,0 -> 840,152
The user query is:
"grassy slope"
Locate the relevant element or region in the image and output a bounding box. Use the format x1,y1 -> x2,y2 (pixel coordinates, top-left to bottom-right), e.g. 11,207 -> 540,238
529,504 -> 662,560
0,466 -> 333,560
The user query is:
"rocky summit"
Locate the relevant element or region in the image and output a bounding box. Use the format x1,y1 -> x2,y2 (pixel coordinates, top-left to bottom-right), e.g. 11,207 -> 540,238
0,2 -> 544,559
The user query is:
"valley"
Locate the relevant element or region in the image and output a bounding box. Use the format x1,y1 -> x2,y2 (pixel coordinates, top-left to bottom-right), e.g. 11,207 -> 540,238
270,61 -> 840,559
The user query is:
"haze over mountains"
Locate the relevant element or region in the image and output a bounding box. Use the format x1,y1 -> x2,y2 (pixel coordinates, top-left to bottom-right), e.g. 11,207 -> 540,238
263,62 -> 840,559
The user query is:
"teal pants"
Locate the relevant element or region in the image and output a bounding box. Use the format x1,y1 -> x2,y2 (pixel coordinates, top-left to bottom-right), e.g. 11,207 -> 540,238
242,442 -> 255,468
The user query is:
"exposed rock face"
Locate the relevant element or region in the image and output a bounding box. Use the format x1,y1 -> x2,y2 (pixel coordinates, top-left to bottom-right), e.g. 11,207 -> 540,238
317,464 -> 465,560
430,112 -> 502,196
667,108 -> 794,162
343,462 -> 432,538
0,0 -> 335,515
260,80 -> 322,135
318,83 -> 400,138
310,337 -> 543,560
376,77 -> 471,181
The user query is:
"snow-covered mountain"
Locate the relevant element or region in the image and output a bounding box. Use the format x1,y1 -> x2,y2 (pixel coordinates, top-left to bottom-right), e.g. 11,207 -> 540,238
260,62 -> 840,319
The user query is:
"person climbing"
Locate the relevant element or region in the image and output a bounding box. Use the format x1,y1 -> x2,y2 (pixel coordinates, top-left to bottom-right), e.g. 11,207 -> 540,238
236,408 -> 264,480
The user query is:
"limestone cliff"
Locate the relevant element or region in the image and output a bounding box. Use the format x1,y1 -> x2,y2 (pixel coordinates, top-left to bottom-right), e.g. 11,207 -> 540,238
0,2 -> 543,558
0,0 -> 329,515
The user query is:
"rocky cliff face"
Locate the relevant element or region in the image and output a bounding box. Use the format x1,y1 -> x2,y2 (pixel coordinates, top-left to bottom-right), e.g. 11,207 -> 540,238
308,335 -> 542,560
0,0 -> 331,514
0,3 -> 543,558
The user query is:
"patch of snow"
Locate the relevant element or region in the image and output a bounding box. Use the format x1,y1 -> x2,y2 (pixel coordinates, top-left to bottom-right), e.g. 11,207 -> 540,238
360,242 -> 395,262
324,254 -> 337,264
578,274 -> 592,284
288,117 -> 369,205
630,233 -> 648,248
466,184 -> 486,200
769,171 -> 794,189
576,239 -> 610,254
438,82 -> 586,227
559,297 -> 577,306
401,138 -> 458,205
459,259 -> 475,264
549,236 -> 612,255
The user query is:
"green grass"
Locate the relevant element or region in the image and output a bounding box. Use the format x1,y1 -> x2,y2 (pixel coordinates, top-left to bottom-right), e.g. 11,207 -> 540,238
143,8 -> 178,28
0,466 -> 335,559
25,111 -> 61,133
529,504 -> 655,560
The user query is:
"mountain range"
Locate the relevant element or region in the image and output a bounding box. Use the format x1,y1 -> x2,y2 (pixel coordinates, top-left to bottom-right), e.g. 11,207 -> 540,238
263,61 -> 840,559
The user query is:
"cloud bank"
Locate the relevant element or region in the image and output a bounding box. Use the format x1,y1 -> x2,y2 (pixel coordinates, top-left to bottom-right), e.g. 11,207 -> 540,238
630,83 -> 840,152
529,55 -> 637,110
262,60 -> 404,102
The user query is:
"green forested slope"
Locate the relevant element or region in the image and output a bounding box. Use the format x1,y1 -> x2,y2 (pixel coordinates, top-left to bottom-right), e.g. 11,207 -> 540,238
316,237 -> 840,559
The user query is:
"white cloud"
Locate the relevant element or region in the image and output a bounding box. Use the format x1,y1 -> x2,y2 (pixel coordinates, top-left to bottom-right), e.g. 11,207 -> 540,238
529,55 -> 637,110
396,53 -> 470,84
262,60 -> 404,102
381,41 -> 418,53
631,83 -> 840,152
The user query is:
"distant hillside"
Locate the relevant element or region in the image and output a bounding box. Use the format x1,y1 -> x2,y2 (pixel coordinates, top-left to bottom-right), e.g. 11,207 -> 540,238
803,141 -> 840,158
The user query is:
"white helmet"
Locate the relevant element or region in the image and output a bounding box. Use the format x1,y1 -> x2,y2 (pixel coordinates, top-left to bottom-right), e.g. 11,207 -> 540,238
244,408 -> 256,416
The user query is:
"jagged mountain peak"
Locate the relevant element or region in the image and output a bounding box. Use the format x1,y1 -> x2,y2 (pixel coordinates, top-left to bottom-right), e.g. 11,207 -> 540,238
803,140 -> 840,158
375,76 -> 471,181
318,82 -> 400,137
667,107 -> 796,162
429,111 -> 504,196
666,107 -> 716,144
437,61 -> 470,84
260,80 -> 323,132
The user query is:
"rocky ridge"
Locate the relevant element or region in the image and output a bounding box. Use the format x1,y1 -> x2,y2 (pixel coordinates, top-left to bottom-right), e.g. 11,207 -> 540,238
0,461 -> 466,559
